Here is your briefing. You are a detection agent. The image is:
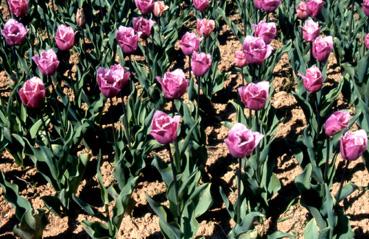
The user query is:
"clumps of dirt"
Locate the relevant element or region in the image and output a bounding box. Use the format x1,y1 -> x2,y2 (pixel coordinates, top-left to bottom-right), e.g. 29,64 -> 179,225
120,213 -> 160,239
219,39 -> 241,72
276,202 -> 309,238
0,2 -> 9,20
275,154 -> 302,186
0,71 -> 12,97
271,91 -> 297,110
275,108 -> 307,138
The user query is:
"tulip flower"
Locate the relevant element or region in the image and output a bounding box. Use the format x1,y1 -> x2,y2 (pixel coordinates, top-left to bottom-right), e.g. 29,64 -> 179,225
1,19 -> 27,46
116,26 -> 140,54
8,0 -> 28,17
253,0 -> 281,12
133,17 -> 155,37
32,49 -> 60,76
253,21 -> 277,44
234,50 -> 248,68
312,36 -> 333,62
191,51 -> 212,77
306,0 -> 324,17
193,0 -> 210,11
238,81 -> 269,110
196,19 -> 215,37
340,130 -> 368,161
157,69 -> 189,99
153,1 -> 168,17
179,32 -> 201,56
18,77 -> 46,108
363,0 -> 369,16
324,111 -> 351,137
302,19 -> 320,42
134,0 -> 154,14
96,64 -> 130,98
299,65 -> 323,93
225,123 -> 264,158
55,25 -> 75,51
150,110 -> 181,144
365,34 -> 369,49
296,1 -> 310,19
242,36 -> 273,64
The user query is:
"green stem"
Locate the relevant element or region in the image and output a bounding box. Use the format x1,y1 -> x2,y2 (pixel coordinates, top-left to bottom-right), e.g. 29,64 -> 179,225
167,144 -> 180,217
41,112 -> 53,154
197,76 -> 201,104
236,157 -> 242,225
324,138 -> 330,181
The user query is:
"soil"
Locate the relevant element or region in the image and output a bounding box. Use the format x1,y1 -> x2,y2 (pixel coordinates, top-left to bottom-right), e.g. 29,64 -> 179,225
1,3 -> 369,239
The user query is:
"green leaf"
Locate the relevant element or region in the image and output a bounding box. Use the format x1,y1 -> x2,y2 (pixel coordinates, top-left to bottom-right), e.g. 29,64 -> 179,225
304,219 -> 320,239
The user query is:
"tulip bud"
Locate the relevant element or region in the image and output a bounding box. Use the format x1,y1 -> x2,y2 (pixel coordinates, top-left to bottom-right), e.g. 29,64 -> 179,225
299,65 -> 323,93
55,25 -> 75,51
306,0 -> 324,17
150,110 -> 181,145
193,0 -> 210,12
238,81 -> 269,110
312,36 -> 333,62
365,33 -> 369,49
324,111 -> 351,137
253,21 -> 277,44
18,77 -> 46,108
225,123 -> 264,158
179,32 -> 201,55
8,0 -> 28,17
296,1 -> 310,19
242,36 -> 273,64
134,0 -> 154,14
253,0 -> 281,12
340,130 -> 368,161
116,26 -> 140,54
234,50 -> 248,68
191,51 -> 212,77
32,49 -> 60,76
364,0 -> 369,16
302,19 -> 320,42
133,17 -> 155,37
76,8 -> 85,27
156,69 -> 189,99
196,18 -> 215,37
153,1 -> 168,17
96,64 -> 130,98
1,19 -> 27,46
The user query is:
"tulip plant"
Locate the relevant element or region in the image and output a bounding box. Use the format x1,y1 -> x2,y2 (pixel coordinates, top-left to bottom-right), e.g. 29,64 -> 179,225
1,0 -> 369,238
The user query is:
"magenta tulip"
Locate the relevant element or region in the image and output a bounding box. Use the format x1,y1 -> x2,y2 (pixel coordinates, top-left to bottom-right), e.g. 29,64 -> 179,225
340,130 -> 368,161
363,0 -> 369,16
116,26 -> 140,54
299,65 -> 323,93
253,0 -> 281,12
225,123 -> 264,158
253,21 -> 277,44
8,0 -> 28,17
157,69 -> 189,99
306,0 -> 324,17
234,50 -> 248,68
96,64 -> 130,98
324,111 -> 351,137
32,49 -> 59,76
179,32 -> 201,56
302,19 -> 320,42
134,0 -> 154,14
133,17 -> 155,37
191,51 -> 212,77
55,24 -> 75,51
312,36 -> 333,62
365,34 -> 369,49
238,81 -> 269,110
296,1 -> 310,19
150,110 -> 181,144
18,77 -> 46,108
196,18 -> 215,37
242,36 -> 273,64
153,1 -> 168,17
193,0 -> 210,11
1,19 -> 27,45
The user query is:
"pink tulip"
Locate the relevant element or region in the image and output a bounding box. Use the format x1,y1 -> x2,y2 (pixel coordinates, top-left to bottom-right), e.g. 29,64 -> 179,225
96,64 -> 130,98
238,81 -> 269,110
306,0 -> 324,17
302,19 -> 320,42
196,18 -> 215,36
234,50 -> 248,68
242,36 -> 273,64
193,0 -> 210,11
299,65 -> 323,93
55,24 -> 75,51
191,51 -> 212,77
365,34 -> 369,49
32,49 -> 59,76
296,1 -> 310,19
225,123 -> 264,158
157,69 -> 189,99
116,26 -> 140,54
133,17 -> 155,37
312,36 -> 333,62
324,111 -> 351,137
134,0 -> 154,14
150,110 -> 181,144
1,19 -> 27,45
179,32 -> 201,56
253,21 -> 277,44
18,77 -> 46,108
363,0 -> 369,16
340,130 -> 368,161
153,1 -> 168,17
8,0 -> 28,17
253,0 -> 281,12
